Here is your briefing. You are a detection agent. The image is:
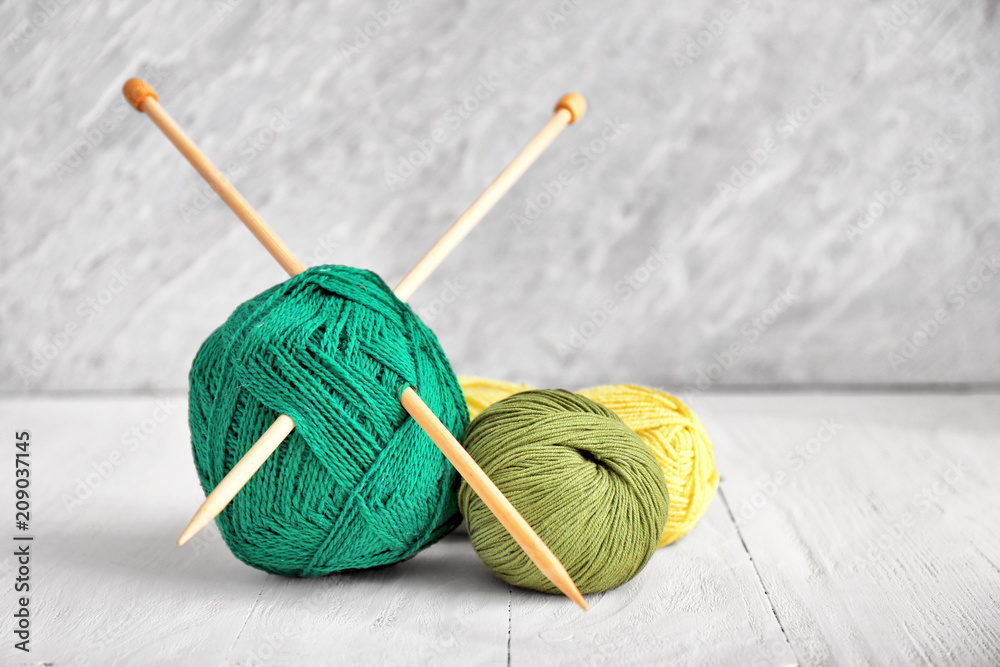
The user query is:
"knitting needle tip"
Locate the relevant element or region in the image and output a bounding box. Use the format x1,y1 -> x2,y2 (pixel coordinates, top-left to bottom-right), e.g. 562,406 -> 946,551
178,499 -> 226,546
555,93 -> 587,124
557,575 -> 588,610
123,78 -> 158,111
535,554 -> 588,611
176,414 -> 296,546
177,521 -> 200,547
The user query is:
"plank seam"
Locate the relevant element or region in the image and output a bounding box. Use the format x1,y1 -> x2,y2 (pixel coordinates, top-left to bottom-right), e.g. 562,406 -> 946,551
222,575 -> 270,665
718,485 -> 799,667
973,545 -> 1000,575
506,585 -> 512,667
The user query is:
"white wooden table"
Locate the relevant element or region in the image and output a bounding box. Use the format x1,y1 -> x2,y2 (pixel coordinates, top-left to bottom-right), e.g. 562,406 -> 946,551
1,393 -> 997,666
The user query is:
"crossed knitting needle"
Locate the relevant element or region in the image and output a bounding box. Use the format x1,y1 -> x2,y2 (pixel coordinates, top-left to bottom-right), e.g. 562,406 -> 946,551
123,79 -> 588,609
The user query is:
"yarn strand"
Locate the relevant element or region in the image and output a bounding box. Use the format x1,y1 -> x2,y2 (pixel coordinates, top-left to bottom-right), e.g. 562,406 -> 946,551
458,377 -> 719,547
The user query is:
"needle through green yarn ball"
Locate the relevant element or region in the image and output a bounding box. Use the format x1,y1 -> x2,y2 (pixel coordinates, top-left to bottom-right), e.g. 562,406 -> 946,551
188,265 -> 469,576
457,390 -> 669,595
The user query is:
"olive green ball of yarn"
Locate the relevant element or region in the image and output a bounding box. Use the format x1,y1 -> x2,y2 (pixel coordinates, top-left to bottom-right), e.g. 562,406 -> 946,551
457,390 -> 669,595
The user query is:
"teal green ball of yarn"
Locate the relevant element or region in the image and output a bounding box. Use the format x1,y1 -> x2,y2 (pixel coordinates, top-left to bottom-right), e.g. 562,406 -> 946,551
457,390 -> 669,595
188,265 -> 469,576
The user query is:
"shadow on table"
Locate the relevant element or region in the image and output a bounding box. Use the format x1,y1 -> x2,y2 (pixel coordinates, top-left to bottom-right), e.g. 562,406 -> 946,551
42,519 -> 507,601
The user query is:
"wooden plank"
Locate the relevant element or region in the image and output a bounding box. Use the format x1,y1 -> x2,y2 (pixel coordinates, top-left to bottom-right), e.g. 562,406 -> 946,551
699,393 -> 1000,666
224,528 -> 509,666
508,491 -> 797,666
5,394 -> 999,664
0,396 -> 509,665
0,396 -> 267,665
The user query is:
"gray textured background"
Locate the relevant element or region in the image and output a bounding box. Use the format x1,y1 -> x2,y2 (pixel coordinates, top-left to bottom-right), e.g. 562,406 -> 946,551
2,0 -> 998,394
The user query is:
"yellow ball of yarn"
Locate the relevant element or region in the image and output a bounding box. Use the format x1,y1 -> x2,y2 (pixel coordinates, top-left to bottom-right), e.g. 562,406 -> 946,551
460,377 -> 533,420
458,377 -> 718,547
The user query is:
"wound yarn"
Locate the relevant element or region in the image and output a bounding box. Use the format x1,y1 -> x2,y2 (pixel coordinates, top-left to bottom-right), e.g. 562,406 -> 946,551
460,377 -> 533,420
457,390 -> 669,595
459,377 -> 718,546
188,265 -> 469,576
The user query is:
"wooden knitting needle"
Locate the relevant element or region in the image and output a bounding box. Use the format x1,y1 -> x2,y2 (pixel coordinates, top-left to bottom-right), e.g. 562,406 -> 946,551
399,387 -> 584,606
393,92 -> 586,301
125,79 -> 587,608
122,79 -> 304,276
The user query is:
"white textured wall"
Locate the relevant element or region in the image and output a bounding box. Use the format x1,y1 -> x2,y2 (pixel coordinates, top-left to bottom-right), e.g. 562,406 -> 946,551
2,0 -> 998,393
